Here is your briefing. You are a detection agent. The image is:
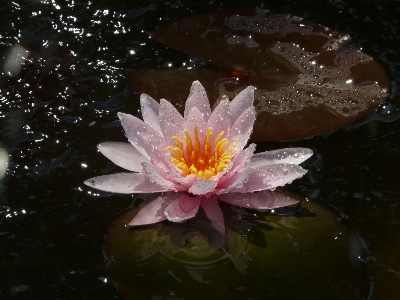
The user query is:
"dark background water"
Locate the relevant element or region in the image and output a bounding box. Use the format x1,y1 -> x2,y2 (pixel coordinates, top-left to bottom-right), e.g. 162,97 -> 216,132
0,0 -> 399,299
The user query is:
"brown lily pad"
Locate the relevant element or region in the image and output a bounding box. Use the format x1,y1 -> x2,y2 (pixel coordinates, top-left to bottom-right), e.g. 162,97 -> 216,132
127,8 -> 388,141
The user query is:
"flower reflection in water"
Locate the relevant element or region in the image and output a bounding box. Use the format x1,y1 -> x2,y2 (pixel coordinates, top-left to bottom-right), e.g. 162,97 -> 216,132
104,190 -> 368,300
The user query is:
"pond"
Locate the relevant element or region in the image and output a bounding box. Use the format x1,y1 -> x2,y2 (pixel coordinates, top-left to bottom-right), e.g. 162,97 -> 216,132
1,0 -> 399,299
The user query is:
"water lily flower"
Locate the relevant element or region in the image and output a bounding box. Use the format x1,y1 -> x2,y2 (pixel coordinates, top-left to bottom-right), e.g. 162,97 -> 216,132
85,81 -> 313,234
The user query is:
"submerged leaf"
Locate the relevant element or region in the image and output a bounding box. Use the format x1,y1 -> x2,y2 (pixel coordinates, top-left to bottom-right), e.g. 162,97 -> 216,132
104,190 -> 367,300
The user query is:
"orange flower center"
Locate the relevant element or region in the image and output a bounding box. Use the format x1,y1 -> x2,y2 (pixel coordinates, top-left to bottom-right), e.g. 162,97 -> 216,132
166,126 -> 236,179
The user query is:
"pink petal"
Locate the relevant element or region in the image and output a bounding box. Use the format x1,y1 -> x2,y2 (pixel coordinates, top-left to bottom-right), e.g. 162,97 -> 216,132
184,81 -> 211,121
97,142 -> 148,172
229,86 -> 254,126
141,162 -> 177,191
228,106 -> 256,150
127,194 -> 171,226
162,121 -> 182,146
118,112 -> 167,168
218,190 -> 299,210
168,164 -> 198,189
84,172 -> 168,193
164,194 -> 201,222
138,132 -> 168,168
200,196 -> 225,235
207,99 -> 231,137
159,98 -> 184,136
188,179 -> 218,195
228,144 -> 256,177
216,168 -> 252,194
231,164 -> 308,193
217,144 -> 255,187
249,148 -> 313,168
183,107 -> 208,144
229,133 -> 246,150
140,93 -> 161,134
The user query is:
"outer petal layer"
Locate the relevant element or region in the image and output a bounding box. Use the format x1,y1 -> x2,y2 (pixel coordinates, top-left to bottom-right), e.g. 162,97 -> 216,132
97,142 -> 148,172
228,106 -> 256,150
230,164 -> 308,193
84,173 -> 167,193
127,195 -> 170,226
229,86 -> 254,125
249,148 -> 313,168
118,112 -> 166,163
218,190 -> 299,210
140,93 -> 161,134
142,162 -> 180,191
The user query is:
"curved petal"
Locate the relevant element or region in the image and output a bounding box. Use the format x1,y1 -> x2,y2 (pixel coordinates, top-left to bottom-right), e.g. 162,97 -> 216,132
207,99 -> 231,138
229,144 -> 256,176
118,112 -> 168,168
140,93 -> 161,134
127,194 -> 171,226
218,190 -> 299,210
142,162 -> 177,191
201,196 -> 225,235
229,86 -> 254,126
228,134 -> 247,157
231,164 -> 308,193
164,194 -> 201,222
159,98 -> 184,134
188,179 -> 218,195
249,148 -> 313,168
184,107 -> 207,144
84,172 -> 168,193
216,168 -> 252,194
168,164 -> 198,189
228,106 -> 256,150
162,121 -> 182,147
184,81 -> 211,121
97,142 -> 148,172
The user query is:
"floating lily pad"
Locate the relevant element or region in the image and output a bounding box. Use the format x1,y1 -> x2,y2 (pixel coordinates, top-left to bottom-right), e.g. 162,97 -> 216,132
127,8 -> 388,141
104,190 -> 367,299
367,238 -> 400,298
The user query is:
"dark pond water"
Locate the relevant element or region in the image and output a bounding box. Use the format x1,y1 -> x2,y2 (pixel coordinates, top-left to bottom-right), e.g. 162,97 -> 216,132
1,0 -> 399,299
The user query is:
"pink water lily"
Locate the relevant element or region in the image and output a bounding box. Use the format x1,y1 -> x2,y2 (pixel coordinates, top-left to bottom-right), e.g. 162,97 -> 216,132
85,81 -> 313,234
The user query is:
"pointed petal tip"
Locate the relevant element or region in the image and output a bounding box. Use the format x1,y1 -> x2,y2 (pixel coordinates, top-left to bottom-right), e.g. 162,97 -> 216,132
126,195 -> 170,226
83,178 -> 94,187
117,112 -> 126,120
140,93 -> 149,99
192,80 -> 201,86
125,218 -> 164,227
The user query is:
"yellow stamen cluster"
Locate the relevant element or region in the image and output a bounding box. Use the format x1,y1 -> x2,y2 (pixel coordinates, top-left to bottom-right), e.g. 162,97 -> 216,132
166,126 -> 236,179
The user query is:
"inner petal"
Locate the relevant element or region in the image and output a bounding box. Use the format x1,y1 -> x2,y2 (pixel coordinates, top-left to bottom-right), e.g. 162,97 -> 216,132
166,126 -> 236,179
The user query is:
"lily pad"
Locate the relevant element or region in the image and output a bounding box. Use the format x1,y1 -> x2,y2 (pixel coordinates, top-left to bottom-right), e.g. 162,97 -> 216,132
104,190 -> 367,299
127,8 -> 388,141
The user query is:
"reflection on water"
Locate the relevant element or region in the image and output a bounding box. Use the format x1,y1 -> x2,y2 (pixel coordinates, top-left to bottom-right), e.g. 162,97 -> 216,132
0,0 -> 400,299
104,197 -> 367,299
